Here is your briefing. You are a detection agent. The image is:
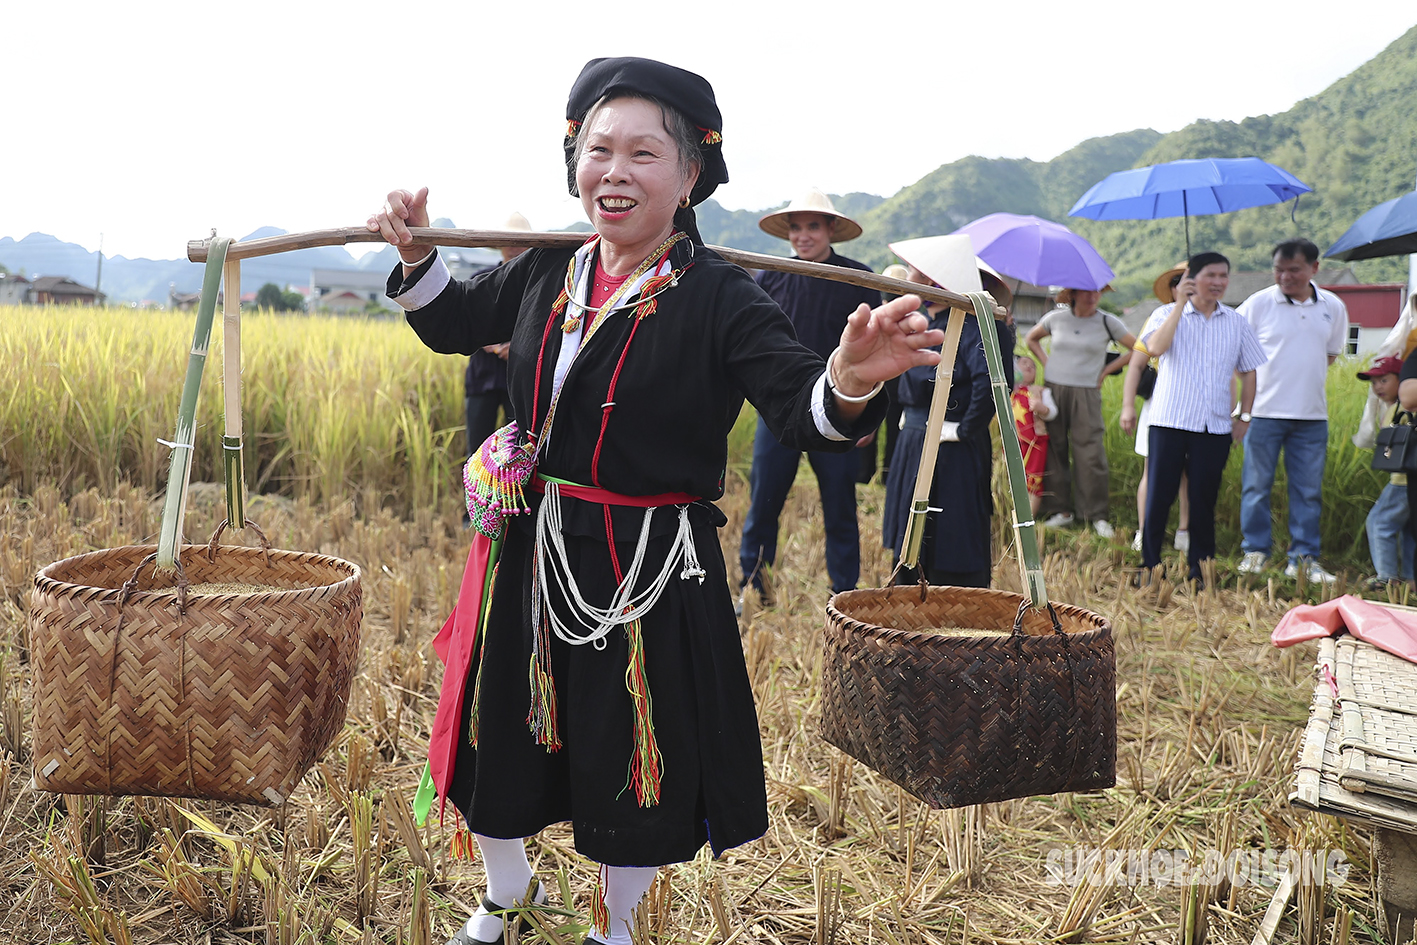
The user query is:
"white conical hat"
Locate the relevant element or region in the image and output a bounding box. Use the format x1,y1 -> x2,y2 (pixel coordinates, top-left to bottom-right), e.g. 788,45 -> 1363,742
887,235 -> 982,296
503,211 -> 532,231
758,189 -> 863,243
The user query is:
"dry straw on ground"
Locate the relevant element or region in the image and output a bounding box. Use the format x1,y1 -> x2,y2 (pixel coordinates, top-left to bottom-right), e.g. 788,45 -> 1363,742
0,475 -> 1387,943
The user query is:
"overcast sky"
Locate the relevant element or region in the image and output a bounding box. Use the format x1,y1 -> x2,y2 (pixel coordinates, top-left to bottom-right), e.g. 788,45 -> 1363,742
8,1 -> 1415,262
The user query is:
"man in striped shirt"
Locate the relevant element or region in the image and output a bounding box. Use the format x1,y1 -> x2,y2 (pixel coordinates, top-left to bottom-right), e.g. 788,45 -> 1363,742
1137,252 -> 1267,583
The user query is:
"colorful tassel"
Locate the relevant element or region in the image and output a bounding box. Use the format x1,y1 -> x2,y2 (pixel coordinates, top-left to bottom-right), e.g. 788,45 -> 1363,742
621,618 -> 662,807
526,591 -> 562,751
566,119 -> 581,138
632,272 -> 676,320
550,285 -> 570,320
697,127 -> 722,145
591,864 -> 611,939
450,828 -> 476,861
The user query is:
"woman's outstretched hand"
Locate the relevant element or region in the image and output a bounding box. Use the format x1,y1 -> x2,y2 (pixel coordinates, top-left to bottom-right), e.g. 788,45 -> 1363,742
832,295 -> 944,398
367,187 -> 430,255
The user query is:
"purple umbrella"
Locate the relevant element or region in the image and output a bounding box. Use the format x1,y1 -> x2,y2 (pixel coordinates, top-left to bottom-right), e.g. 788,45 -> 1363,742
951,213 -> 1115,291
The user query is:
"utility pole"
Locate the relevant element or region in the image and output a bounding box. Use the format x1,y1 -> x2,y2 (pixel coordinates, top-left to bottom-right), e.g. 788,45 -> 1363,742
95,233 -> 103,293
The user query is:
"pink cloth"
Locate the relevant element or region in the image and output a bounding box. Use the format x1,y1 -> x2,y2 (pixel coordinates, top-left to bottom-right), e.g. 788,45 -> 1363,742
1271,594 -> 1417,664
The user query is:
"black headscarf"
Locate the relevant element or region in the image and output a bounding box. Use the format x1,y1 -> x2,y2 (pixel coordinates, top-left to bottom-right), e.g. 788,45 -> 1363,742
565,57 -> 728,242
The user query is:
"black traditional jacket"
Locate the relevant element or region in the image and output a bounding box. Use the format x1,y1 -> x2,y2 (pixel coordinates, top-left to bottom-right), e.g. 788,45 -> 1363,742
389,239 -> 886,500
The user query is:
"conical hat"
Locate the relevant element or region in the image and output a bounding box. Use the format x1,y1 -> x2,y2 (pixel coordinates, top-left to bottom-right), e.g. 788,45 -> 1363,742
1152,262 -> 1187,303
759,189 -> 863,243
504,211 -> 532,231
887,235 -> 982,298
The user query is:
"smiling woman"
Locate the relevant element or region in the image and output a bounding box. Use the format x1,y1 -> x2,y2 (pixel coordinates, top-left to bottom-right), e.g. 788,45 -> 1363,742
572,97 -> 699,271
364,56 -> 944,945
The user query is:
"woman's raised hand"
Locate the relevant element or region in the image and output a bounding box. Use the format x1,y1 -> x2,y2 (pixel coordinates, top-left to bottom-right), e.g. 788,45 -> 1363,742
367,187 -> 430,251
832,294 -> 944,396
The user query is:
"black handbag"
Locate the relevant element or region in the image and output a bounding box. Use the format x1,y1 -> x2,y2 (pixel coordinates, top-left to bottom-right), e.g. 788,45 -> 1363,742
1136,364 -> 1158,400
1373,417 -> 1417,473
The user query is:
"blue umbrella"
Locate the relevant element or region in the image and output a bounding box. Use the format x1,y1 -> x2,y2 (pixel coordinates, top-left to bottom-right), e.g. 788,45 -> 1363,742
951,213 -> 1114,291
1325,191 -> 1417,261
1068,157 -> 1312,255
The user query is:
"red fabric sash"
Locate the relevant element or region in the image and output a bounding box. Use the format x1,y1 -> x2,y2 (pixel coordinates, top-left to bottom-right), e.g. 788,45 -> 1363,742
428,531 -> 494,820
533,476 -> 698,507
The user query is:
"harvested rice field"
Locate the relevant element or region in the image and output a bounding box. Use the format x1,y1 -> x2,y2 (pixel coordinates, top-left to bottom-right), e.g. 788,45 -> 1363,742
0,470 -> 1390,944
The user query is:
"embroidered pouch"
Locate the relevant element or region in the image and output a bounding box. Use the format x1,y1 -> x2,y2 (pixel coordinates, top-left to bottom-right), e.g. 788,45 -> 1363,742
464,421 -> 536,538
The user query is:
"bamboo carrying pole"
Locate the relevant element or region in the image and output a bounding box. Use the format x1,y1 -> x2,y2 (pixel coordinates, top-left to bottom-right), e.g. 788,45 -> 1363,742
157,237 -> 231,571
186,228 -> 1008,321
897,309 -> 966,570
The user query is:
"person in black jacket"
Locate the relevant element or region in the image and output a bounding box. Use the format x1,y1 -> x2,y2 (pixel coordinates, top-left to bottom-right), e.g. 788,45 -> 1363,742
367,57 -> 943,945
737,189 -> 880,608
880,235 -> 1014,588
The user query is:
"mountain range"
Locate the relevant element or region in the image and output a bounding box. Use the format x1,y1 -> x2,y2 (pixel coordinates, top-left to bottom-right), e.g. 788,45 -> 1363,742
6,24 -> 1417,306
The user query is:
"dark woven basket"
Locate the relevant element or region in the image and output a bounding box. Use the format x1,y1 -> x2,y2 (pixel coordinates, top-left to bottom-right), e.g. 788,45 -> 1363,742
822,585 -> 1114,809
30,543 -> 362,805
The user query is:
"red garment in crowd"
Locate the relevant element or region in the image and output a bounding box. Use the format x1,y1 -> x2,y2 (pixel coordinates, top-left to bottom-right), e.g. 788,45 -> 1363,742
1012,386 -> 1049,496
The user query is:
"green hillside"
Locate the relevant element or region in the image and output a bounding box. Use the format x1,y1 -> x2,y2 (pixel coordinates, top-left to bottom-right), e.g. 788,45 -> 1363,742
698,24 -> 1417,305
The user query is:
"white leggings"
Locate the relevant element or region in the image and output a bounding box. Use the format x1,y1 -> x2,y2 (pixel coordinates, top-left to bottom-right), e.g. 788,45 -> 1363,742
468,835 -> 658,945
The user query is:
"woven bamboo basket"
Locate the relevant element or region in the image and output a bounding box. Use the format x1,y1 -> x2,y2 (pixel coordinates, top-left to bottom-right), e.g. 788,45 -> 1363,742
30,541 -> 362,805
821,585 -> 1115,809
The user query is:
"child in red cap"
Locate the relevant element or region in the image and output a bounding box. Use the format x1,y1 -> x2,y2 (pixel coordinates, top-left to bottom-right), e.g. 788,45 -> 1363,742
1359,355 -> 1414,591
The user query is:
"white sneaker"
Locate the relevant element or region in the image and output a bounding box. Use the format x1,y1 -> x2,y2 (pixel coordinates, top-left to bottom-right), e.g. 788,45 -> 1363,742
1042,512 -> 1075,528
1238,551 -> 1268,574
1131,529 -> 1143,552
1093,520 -> 1114,539
1285,558 -> 1337,584
1173,529 -> 1190,553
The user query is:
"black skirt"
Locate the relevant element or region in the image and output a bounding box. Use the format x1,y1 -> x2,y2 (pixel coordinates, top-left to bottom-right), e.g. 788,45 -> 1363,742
448,496 -> 768,866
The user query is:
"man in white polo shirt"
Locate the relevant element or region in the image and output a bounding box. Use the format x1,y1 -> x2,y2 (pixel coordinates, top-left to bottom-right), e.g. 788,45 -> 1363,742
1235,238 -> 1348,583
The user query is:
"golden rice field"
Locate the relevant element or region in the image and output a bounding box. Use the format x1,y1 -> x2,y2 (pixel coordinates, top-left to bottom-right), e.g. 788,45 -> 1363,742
0,304 -> 1403,943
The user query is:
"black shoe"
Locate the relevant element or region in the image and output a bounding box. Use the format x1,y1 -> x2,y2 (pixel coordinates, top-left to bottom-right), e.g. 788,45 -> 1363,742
447,883 -> 546,945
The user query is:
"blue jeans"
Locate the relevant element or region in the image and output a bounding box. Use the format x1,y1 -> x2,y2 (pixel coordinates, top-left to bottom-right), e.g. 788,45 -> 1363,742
1240,418 -> 1328,561
1367,481 -> 1415,581
739,417 -> 860,594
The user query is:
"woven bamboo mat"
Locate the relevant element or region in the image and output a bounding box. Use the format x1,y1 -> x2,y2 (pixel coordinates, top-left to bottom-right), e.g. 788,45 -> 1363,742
1334,636 -> 1417,802
1290,637 -> 1417,831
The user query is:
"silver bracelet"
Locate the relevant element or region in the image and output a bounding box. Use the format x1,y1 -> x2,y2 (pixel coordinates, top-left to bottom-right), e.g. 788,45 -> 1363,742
826,347 -> 885,403
400,247 -> 435,269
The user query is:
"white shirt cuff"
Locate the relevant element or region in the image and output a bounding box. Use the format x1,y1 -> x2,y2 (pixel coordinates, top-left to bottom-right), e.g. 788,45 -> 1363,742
811,372 -> 851,441
391,254 -> 451,312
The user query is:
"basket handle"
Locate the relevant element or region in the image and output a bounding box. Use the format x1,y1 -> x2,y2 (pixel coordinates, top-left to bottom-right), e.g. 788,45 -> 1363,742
221,256 -> 248,529
206,518 -> 273,566
156,236 -> 231,572
117,550 -> 193,614
1012,598 -> 1064,637
968,291 -> 1047,609
897,307 -> 968,574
